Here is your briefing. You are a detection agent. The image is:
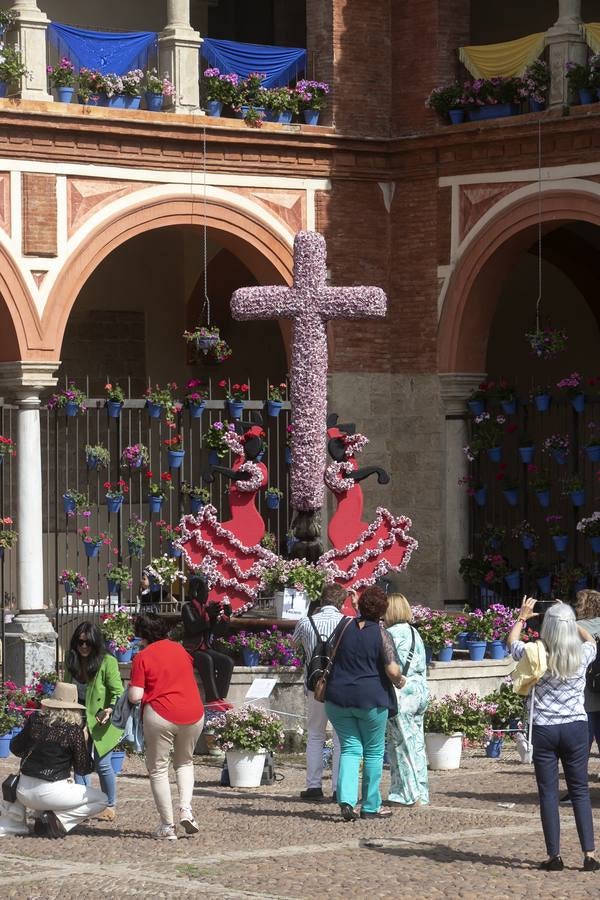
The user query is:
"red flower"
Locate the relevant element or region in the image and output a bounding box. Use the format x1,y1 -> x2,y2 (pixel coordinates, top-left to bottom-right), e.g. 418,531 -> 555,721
146,471 -> 153,478
161,472 -> 172,482
103,481 -> 111,489
218,379 -> 227,388
241,383 -> 249,393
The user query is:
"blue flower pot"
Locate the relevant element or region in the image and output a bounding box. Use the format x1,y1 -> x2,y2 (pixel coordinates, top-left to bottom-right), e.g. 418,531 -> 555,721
106,495 -> 123,514
534,394 -> 551,412
519,446 -> 535,464
108,95 -> 127,108
56,86 -> 74,103
168,449 -> 185,469
448,108 -> 465,125
65,400 -> 79,417
190,497 -> 205,515
504,571 -> 520,590
124,95 -> 141,109
437,646 -> 453,662
590,536 -> 600,554
303,108 -> 320,125
266,493 -> 280,510
276,110 -> 293,124
501,399 -> 517,415
267,400 -> 282,417
62,580 -> 75,595
115,647 -> 133,663
83,540 -> 102,559
552,535 -> 568,552
552,449 -> 567,465
571,393 -> 585,413
571,490 -> 585,507
242,649 -> 260,667
503,488 -> 518,506
63,494 -> 76,514
536,574 -> 552,594
189,401 -> 205,419
0,82 -> 7,99
110,749 -> 126,774
86,454 -> 100,470
107,579 -> 120,595
487,640 -> 506,660
227,399 -> 244,419
535,489 -> 550,507
148,495 -> 163,514
521,535 -> 535,551
467,640 -> 487,661
208,449 -> 219,466
0,734 -> 11,758
586,444 -> 600,463
147,401 -> 162,419
468,399 -> 484,416
206,99 -> 223,117
285,446 -> 292,465
106,400 -> 122,418
467,102 -> 518,121
579,88 -> 595,105
474,486 -> 487,507
487,446 -> 502,463
145,91 -> 163,112
530,100 -> 545,113
127,539 -> 142,558
424,646 -> 433,665
168,541 -> 182,558
485,739 -> 503,758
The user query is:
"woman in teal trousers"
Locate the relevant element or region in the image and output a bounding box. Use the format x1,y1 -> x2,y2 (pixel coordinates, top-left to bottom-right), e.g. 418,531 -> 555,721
65,622 -> 124,821
384,593 -> 429,806
325,586 -> 404,821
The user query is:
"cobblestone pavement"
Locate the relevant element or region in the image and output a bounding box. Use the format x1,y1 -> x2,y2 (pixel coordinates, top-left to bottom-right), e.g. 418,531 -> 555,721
1,747 -> 600,898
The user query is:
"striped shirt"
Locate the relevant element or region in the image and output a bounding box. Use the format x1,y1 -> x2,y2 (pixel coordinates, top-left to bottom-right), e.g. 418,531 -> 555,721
293,605 -> 343,685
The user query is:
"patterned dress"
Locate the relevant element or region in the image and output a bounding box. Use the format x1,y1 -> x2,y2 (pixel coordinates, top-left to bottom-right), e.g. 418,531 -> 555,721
385,622 -> 430,805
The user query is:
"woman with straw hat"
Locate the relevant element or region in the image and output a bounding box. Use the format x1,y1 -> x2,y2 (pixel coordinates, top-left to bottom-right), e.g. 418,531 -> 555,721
0,682 -> 108,838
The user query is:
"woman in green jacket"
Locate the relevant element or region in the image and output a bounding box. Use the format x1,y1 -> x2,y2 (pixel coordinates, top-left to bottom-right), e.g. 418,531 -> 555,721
65,622 -> 124,821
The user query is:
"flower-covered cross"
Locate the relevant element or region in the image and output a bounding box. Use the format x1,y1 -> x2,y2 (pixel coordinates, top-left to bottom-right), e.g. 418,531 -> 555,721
231,231 -> 387,511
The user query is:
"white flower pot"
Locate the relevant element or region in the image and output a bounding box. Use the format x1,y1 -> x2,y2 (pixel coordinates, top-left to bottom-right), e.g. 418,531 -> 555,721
226,749 -> 267,787
273,589 -> 308,620
425,732 -> 463,770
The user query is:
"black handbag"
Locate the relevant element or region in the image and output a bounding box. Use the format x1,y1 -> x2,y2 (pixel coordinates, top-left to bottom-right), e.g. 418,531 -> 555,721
2,772 -> 20,803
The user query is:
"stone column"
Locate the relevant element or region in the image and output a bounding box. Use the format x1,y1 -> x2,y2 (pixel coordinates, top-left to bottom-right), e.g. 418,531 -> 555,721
159,0 -> 203,114
9,0 -> 52,102
439,373 -> 486,606
0,361 -> 58,683
546,0 -> 587,108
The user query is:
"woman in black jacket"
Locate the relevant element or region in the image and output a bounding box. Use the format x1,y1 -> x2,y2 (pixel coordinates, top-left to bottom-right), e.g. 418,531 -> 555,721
0,682 -> 107,838
181,576 -> 234,702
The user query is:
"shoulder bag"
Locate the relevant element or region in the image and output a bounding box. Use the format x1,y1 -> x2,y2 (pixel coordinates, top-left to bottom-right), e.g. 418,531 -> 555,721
515,687 -> 535,765
2,747 -> 33,803
313,617 -> 353,703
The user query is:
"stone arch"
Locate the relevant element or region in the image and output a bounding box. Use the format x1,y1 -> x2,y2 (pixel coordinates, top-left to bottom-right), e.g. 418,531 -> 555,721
42,185 -> 296,359
0,238 -> 43,362
438,180 -> 600,372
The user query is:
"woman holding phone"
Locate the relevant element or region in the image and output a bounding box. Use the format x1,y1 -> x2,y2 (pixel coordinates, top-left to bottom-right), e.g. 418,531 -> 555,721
64,622 -> 124,822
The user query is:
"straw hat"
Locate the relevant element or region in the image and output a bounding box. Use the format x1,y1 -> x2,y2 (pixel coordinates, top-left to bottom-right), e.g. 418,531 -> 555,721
40,681 -> 85,710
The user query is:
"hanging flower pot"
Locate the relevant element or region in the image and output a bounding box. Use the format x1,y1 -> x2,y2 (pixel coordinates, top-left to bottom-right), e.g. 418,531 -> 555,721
208,449 -> 219,466
83,540 -> 102,559
552,449 -> 567,465
571,393 -> 585,413
62,494 -> 77,514
474,486 -> 487,507
227,399 -> 244,419
189,401 -> 205,419
535,489 -> 550,507
146,401 -> 162,419
552,534 -> 568,552
267,400 -> 282,418
500,399 -> 517,416
437,646 -> 454,662
503,488 -> 519,506
167,449 -> 185,469
127,539 -> 142,558
107,579 -> 120,595
148,495 -> 164,514
167,540 -> 182,558
487,640 -> 506,660
534,394 -> 551,412
65,400 -> 80,417
585,444 -> 600,463
106,495 -> 124,514
536,574 -> 552,594
190,497 -> 205,515
504,570 -> 520,590
86,454 -> 100,470
266,492 -> 281,510
521,535 -> 535,551
487,447 -> 502,463
571,489 -> 585,507
106,400 -> 122,419
196,334 -> 219,354
468,399 -> 485,416
519,445 -> 535,464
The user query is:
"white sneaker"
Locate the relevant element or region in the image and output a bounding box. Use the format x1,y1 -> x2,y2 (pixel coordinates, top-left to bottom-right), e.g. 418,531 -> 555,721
154,823 -> 177,841
179,808 -> 200,835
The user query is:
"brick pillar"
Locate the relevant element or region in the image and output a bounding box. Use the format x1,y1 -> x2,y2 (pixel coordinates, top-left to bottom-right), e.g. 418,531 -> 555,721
159,0 -> 203,114
546,0 -> 587,107
9,0 -> 52,102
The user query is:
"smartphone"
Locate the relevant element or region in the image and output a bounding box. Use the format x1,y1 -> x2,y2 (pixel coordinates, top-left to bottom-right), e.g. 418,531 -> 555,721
95,710 -> 106,723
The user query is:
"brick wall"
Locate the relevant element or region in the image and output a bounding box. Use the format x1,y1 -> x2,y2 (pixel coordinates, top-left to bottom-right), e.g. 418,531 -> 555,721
22,173 -> 57,257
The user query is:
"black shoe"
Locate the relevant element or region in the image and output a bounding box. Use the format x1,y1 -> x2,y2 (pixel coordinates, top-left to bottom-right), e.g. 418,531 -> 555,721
559,793 -> 571,804
33,817 -> 49,837
540,856 -> 564,871
583,856 -> 600,872
340,803 -> 358,822
40,811 -> 66,839
300,788 -> 324,801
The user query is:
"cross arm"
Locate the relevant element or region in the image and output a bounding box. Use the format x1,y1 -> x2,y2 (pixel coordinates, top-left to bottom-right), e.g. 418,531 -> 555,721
322,286 -> 387,319
231,286 -> 301,320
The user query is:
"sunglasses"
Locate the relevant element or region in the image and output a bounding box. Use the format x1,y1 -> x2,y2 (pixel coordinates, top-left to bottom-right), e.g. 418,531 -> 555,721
77,639 -> 92,647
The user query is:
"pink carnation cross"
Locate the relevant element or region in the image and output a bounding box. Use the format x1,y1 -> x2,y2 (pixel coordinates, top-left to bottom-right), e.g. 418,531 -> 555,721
231,230 -> 386,511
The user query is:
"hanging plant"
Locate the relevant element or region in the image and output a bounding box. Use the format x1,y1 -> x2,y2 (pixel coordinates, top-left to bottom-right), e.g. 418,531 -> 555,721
183,324 -> 220,354
525,326 -> 568,359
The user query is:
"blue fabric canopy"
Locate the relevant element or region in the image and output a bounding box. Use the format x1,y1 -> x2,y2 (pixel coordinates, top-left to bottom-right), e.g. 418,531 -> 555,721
48,23 -> 157,74
201,38 -> 306,87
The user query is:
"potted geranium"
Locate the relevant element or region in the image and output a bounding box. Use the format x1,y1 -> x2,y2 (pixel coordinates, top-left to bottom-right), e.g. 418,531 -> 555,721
202,67 -> 240,116
529,466 -> 551,507
479,523 -> 505,551
0,47 -> 28,96
219,380 -> 249,419
562,473 -> 585,507
146,554 -> 187,590
485,682 -> 525,731
145,470 -> 173,513
184,378 -> 208,417
226,630 -> 263,667
461,76 -> 522,121
126,514 -> 147,558
518,432 -> 535,464
212,705 -> 284,787
210,335 -> 232,363
585,421 -> 600,462
121,68 -> 144,108
416,611 -> 457,662
163,433 -> 185,469
495,468 -> 519,506
546,514 -> 568,553
263,86 -> 299,124
78,524 -> 110,559
493,377 -> 517,415
104,479 -> 128,514
105,381 -> 125,418
85,443 -> 110,470
526,327 -> 567,361
0,702 -> 20,756
58,569 -> 88,598
425,82 -> 465,125
266,382 -> 287,417
32,670 -> 59,697
121,443 -> 149,470
62,487 -> 88,516
0,517 -> 17,558
259,626 -> 302,668
143,68 -> 174,111
577,512 -> 600,553
522,59 -> 550,111
466,381 -> 492,416
424,690 -> 497,770
0,434 -> 16,463
181,481 -> 210,515
295,78 -> 330,125
157,520 -> 182,558
566,58 -> 597,105
234,71 -> 268,125
47,56 -> 75,103
543,433 -> 569,465
557,371 -> 585,412
101,609 -> 135,662
205,420 -> 235,463
144,382 -> 178,421
47,382 -> 87,416
512,519 -> 537,551
106,563 -> 132,596
265,486 -> 283,510
76,67 -> 105,105
466,412 -> 505,462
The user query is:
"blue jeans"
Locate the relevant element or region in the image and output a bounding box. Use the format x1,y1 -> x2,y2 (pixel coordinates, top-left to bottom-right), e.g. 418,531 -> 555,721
588,711 -> 600,752
75,749 -> 116,807
325,703 -> 387,813
532,720 -> 595,857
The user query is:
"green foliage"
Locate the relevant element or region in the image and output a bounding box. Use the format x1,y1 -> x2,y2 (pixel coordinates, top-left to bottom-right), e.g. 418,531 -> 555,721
211,705 -> 284,753
425,691 -> 498,741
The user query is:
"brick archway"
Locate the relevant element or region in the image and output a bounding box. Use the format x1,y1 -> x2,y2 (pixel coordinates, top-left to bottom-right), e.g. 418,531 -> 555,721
0,243 -> 43,362
438,184 -> 600,372
42,192 -> 295,359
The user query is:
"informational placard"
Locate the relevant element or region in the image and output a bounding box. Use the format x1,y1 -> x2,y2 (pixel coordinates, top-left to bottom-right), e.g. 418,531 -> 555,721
279,587 -> 309,620
245,678 -> 278,700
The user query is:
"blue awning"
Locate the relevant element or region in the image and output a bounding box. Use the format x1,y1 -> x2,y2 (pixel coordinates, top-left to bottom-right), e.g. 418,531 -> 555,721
201,38 -> 306,87
48,23 -> 157,74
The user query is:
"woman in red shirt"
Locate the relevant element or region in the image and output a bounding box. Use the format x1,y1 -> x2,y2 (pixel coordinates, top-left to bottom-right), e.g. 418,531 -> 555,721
128,614 -> 204,842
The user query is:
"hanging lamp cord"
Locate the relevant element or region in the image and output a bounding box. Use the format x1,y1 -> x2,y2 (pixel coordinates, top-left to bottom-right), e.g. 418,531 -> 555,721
201,125 -> 211,328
